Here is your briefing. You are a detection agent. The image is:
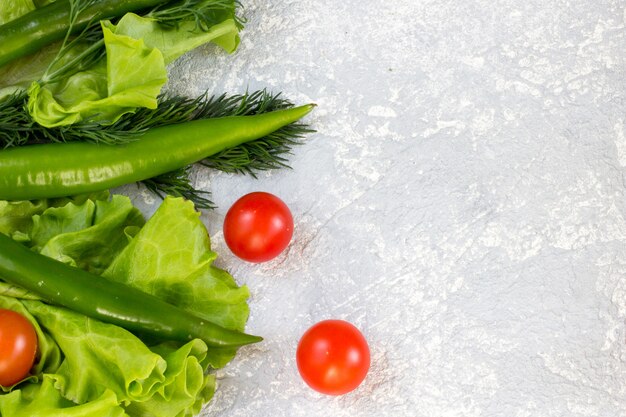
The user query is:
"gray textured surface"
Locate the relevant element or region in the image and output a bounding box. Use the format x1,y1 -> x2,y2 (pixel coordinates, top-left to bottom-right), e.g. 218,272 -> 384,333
124,0 -> 626,416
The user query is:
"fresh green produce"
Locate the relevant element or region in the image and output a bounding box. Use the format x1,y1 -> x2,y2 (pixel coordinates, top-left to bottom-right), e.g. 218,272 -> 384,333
224,191 -> 294,262
0,90 -> 314,208
0,0 -> 242,127
0,1 -> 318,415
296,320 -> 370,395
0,232 -> 261,348
0,309 -> 38,387
0,104 -> 314,201
26,11 -> 241,128
0,194 -> 255,415
0,1 -> 315,207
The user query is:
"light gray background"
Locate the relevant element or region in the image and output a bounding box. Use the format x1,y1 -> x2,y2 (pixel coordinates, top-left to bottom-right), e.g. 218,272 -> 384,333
120,0 -> 626,416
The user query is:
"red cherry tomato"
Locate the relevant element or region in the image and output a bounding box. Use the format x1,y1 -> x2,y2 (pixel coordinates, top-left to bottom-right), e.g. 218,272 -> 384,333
223,192 -> 294,263
0,309 -> 38,387
296,320 -> 370,395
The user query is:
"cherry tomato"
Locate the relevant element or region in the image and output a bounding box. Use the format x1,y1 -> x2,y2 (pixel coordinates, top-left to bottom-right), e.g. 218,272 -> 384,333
223,192 -> 294,263
0,309 -> 38,387
296,320 -> 370,395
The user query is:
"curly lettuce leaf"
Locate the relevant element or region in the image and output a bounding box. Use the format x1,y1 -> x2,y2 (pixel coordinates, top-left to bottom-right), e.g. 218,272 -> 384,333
0,282 -> 41,300
32,196 -> 144,274
0,195 -> 252,417
28,12 -> 240,128
0,376 -> 128,417
0,193 -> 143,274
0,199 -> 49,240
107,14 -> 240,64
124,341 -> 216,417
103,196 -> 251,368
0,0 -> 35,25
22,300 -> 215,412
27,23 -> 167,127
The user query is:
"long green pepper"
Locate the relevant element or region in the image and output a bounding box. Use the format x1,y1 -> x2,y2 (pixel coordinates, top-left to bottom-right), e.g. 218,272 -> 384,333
0,232 -> 262,347
0,104 -> 314,201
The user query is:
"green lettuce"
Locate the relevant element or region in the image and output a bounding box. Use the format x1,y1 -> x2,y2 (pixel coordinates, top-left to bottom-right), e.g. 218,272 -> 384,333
103,196 -> 250,368
0,0 -> 36,25
0,194 -> 253,417
0,192 -> 142,273
0,375 -> 127,417
28,13 -> 240,127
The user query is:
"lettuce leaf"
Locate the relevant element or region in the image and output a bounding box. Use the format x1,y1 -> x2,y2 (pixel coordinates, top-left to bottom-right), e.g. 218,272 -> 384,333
103,196 -> 250,368
32,195 -> 144,274
107,15 -> 240,64
0,376 -> 128,417
0,191 -> 110,240
27,22 -> 167,128
0,0 -> 36,25
0,195 -> 252,416
0,193 -> 143,274
28,13 -> 240,128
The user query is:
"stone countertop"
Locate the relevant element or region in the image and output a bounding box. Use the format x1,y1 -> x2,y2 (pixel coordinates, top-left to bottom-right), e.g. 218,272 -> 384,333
123,1 -> 626,416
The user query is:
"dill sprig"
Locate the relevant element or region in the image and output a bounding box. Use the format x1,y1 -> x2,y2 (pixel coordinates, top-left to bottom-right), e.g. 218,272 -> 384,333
0,90 -> 314,208
142,166 -> 215,209
0,90 -> 32,147
41,0 -> 105,85
202,122 -> 312,176
196,90 -> 314,176
145,90 -> 313,206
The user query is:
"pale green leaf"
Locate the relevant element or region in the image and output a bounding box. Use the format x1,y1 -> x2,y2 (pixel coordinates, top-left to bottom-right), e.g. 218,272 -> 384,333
0,195 -> 250,415
103,196 -> 251,368
0,0 -> 36,25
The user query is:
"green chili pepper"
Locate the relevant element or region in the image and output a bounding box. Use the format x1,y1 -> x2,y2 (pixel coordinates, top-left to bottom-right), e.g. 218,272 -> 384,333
0,104 -> 314,201
0,0 -> 169,68
0,232 -> 262,348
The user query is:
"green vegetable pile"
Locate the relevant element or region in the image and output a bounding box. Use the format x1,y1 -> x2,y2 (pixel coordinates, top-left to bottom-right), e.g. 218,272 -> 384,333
0,0 -> 314,207
0,0 -> 316,415
0,193 -> 253,416
0,0 -> 243,126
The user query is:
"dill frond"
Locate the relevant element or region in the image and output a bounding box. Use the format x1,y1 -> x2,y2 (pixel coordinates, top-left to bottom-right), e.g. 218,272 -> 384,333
140,90 -> 314,205
0,90 -> 32,148
142,166 -> 215,209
